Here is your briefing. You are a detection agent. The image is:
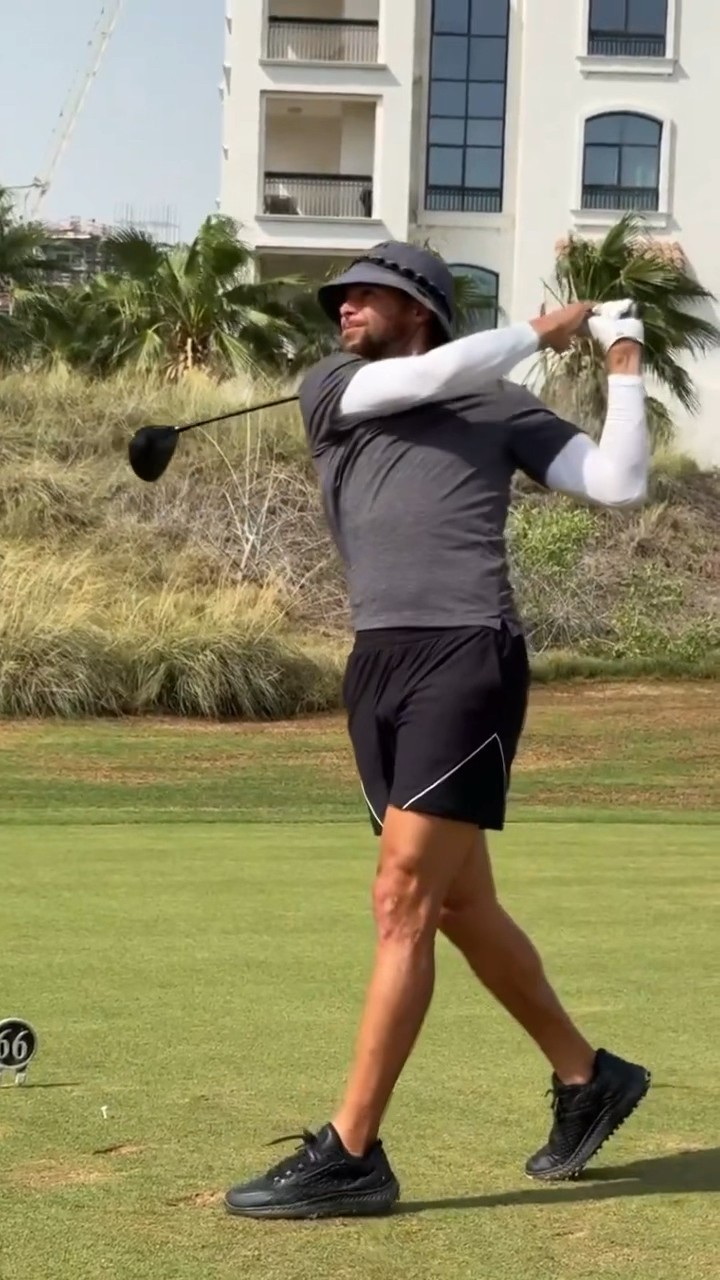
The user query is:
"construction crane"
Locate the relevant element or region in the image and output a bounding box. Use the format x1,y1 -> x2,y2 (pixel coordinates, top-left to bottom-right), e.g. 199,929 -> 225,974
23,0 -> 125,219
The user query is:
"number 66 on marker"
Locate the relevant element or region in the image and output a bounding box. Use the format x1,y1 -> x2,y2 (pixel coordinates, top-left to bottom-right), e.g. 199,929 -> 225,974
0,1018 -> 38,1086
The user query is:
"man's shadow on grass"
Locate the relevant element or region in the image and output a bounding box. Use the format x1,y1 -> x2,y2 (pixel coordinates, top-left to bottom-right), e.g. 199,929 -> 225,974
395,1147 -> 720,1215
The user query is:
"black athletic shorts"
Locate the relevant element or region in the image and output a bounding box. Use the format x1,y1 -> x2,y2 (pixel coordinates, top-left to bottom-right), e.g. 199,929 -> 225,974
343,624 -> 530,834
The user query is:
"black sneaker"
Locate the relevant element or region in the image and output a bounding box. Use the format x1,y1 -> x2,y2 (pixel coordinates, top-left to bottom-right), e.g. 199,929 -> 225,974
224,1123 -> 400,1219
526,1048 -> 651,1181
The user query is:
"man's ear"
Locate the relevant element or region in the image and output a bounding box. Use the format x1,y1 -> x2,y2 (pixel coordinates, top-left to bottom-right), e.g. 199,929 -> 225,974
411,301 -> 433,328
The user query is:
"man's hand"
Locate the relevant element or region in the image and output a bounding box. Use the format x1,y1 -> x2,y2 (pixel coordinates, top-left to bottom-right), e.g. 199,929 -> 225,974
531,302 -> 596,353
588,301 -> 644,375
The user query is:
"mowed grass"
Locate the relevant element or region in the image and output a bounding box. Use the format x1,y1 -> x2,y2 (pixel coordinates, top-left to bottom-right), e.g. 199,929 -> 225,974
1,683 -> 719,1280
1,682 -> 720,825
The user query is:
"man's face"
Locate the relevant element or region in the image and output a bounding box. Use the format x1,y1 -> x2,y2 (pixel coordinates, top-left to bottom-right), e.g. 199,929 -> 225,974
338,284 -> 431,359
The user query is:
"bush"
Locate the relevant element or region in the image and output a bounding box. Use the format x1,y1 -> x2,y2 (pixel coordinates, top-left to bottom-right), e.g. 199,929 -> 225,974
0,369 -> 718,717
508,500 -> 597,574
0,547 -> 342,718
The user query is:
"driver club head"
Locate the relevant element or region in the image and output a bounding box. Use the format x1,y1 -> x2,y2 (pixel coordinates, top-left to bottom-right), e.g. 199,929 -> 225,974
128,425 -> 179,483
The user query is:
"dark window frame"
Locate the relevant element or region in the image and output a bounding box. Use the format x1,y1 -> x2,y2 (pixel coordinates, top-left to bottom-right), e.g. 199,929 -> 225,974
424,0 -> 511,214
581,111 -> 662,211
587,0 -> 668,57
448,261 -> 500,331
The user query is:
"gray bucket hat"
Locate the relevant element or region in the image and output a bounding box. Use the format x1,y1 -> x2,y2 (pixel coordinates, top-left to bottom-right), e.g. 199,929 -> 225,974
318,241 -> 456,342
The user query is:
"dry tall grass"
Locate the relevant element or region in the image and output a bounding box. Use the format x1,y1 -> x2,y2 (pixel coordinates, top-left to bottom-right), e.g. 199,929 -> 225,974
0,368 -> 718,718
0,546 -> 341,718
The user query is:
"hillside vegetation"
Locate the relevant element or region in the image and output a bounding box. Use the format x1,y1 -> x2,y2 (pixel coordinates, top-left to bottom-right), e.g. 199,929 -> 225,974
1,369 -> 718,718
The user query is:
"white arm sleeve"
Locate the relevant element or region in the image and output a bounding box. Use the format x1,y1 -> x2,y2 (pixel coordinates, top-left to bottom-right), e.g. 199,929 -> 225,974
544,375 -> 649,507
339,322 -> 539,418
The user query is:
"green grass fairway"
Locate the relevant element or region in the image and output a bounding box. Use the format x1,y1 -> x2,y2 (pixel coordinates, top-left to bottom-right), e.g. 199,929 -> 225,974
1,684 -> 719,1279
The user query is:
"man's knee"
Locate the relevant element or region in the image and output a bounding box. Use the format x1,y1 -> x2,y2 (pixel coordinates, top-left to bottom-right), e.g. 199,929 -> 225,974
372,861 -> 437,945
372,808 -> 475,945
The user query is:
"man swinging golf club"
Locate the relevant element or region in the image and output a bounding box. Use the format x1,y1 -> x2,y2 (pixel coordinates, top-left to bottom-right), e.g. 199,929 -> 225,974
225,241 -> 651,1219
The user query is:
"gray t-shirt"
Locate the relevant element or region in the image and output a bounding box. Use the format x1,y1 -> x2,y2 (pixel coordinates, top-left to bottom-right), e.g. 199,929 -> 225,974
299,351 -> 582,633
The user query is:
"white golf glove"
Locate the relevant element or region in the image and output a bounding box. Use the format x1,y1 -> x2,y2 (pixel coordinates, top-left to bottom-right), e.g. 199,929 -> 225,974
588,300 -> 645,351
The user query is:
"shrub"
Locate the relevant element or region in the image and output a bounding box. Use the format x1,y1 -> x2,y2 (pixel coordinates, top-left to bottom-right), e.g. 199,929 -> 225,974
0,370 -> 718,717
508,500 -> 597,574
0,547 -> 341,718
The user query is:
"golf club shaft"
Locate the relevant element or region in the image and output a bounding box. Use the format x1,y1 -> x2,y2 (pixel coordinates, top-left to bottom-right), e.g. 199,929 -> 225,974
176,394 -> 299,435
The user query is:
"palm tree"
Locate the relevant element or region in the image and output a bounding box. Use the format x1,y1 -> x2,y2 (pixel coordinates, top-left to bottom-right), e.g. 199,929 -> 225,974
0,187 -> 57,364
99,215 -> 319,380
451,268 -> 502,336
4,281 -> 98,370
13,215 -> 317,381
281,287 -> 338,372
0,187 -> 50,292
530,213 -> 720,446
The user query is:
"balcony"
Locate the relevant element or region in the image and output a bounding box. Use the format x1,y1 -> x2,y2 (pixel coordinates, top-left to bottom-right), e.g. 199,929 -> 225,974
261,97 -> 376,222
264,174 -> 372,218
588,31 -> 666,57
265,1 -> 379,64
266,18 -> 379,64
581,185 -> 659,212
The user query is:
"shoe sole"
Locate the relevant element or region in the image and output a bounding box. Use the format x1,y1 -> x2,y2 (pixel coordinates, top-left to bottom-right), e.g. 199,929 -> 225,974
526,1069 -> 652,1182
224,1178 -> 400,1220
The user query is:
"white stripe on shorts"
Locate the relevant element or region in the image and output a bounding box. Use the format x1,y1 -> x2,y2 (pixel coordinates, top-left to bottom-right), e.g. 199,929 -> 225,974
401,732 -> 507,812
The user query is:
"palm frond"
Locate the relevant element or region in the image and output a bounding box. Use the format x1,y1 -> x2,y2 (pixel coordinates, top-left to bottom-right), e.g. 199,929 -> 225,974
545,213 -> 720,438
104,229 -> 167,279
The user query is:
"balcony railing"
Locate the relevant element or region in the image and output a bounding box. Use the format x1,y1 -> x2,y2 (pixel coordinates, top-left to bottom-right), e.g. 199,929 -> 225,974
263,173 -> 374,219
581,185 -> 659,211
425,186 -> 502,214
588,32 -> 666,57
265,18 -> 379,64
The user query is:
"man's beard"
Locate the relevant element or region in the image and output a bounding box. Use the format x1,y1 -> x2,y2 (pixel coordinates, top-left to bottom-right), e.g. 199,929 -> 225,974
340,329 -> 395,361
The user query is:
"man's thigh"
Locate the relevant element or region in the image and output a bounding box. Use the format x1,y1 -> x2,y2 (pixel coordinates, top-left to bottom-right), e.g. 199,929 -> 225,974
344,624 -> 529,836
343,642 -> 394,834
376,806 -> 479,916
389,626 -> 529,831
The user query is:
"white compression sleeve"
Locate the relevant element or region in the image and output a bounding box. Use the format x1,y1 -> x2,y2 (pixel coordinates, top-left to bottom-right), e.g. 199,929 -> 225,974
339,322 -> 539,418
544,375 -> 649,507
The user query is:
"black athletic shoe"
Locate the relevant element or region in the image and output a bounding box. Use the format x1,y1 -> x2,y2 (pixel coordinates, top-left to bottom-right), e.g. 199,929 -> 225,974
224,1123 -> 400,1220
526,1048 -> 651,1181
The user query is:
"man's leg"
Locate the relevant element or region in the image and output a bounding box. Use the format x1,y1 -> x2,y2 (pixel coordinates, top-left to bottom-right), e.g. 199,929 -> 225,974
332,806 -> 478,1155
439,834 -> 651,1180
224,805 -> 476,1219
438,833 -> 595,1083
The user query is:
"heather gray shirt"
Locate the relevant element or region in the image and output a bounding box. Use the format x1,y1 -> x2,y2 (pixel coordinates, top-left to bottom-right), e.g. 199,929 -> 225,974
299,351 -> 582,633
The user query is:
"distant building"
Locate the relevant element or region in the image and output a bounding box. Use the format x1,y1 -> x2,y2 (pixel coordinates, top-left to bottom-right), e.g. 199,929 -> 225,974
220,0 -> 720,465
40,217 -> 116,286
38,207 -> 180,287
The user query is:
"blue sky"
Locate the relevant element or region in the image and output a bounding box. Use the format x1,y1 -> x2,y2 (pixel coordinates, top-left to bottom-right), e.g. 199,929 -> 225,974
0,0 -> 223,238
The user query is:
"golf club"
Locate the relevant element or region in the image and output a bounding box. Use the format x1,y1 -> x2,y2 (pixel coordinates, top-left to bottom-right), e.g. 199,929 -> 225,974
127,393 -> 300,482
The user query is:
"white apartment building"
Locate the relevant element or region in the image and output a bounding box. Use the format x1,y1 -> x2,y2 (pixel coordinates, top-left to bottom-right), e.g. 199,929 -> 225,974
221,0 -> 720,463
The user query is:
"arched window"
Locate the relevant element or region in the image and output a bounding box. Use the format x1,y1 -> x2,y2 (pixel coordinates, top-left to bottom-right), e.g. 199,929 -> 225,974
582,112 -> 662,211
449,263 -> 499,333
588,0 -> 668,58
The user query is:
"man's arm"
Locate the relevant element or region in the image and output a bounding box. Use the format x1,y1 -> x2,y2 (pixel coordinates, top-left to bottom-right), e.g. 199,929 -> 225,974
339,303 -> 594,419
339,323 -> 538,418
544,373 -> 648,506
510,321 -> 649,509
